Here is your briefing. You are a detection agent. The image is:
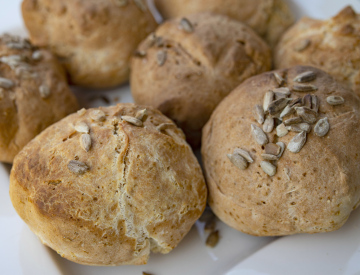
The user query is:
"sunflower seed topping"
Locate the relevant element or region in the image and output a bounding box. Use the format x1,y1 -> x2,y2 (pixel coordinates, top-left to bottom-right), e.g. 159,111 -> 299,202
273,72 -> 285,86
227,153 -> 248,170
326,96 -> 344,105
288,131 -> 307,153
0,77 -> 14,89
293,71 -> 316,83
273,87 -> 291,96
251,124 -> 269,146
134,0 -> 147,11
276,142 -> 286,158
280,105 -> 294,119
80,134 -> 91,152
289,98 -> 302,108
261,154 -> 278,161
253,104 -> 265,124
157,50 -> 167,66
293,84 -> 318,92
265,143 -> 281,155
121,116 -> 143,127
90,109 -> 106,121
263,116 -> 274,133
135,109 -> 148,121
206,230 -> 219,248
32,50 -> 43,61
295,106 -> 317,124
276,123 -> 289,137
68,160 -> 89,175
134,50 -> 146,58
156,123 -> 174,132
260,161 -> 277,176
311,95 -> 319,112
268,98 -> 290,116
314,117 -> 330,137
287,123 -> 311,133
233,148 -> 254,163
74,122 -> 90,133
77,108 -> 86,116
302,94 -> 312,108
179,18 -> 194,33
284,117 -> 303,126
263,91 -> 274,113
295,39 -> 310,52
39,84 -> 50,98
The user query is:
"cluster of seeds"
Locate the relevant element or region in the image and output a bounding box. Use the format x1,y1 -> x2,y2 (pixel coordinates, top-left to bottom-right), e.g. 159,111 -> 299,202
227,70 -> 345,177
199,208 -> 220,248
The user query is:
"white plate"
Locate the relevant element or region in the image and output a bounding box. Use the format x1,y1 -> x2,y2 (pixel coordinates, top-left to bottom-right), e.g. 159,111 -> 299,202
1,1 -> 360,274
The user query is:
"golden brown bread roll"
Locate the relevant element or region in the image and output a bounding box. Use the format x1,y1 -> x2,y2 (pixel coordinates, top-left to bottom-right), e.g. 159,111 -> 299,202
131,12 -> 271,147
275,6 -> 360,96
10,103 -> 207,266
0,33 -> 78,163
202,65 -> 360,236
22,0 -> 158,88
154,0 -> 294,47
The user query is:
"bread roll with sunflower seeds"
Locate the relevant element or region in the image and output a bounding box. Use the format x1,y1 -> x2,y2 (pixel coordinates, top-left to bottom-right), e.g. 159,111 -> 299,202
154,0 -> 294,47
131,12 -> 271,147
202,65 -> 360,236
22,0 -> 157,88
10,103 -> 207,266
275,6 -> 360,96
0,33 -> 78,163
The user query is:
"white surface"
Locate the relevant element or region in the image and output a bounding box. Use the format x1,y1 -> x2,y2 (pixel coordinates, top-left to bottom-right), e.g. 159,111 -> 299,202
1,1 -> 360,275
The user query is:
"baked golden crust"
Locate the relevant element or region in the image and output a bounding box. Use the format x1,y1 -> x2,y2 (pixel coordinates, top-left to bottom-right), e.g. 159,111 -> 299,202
154,0 -> 294,47
22,0 -> 157,88
10,103 -> 207,266
201,66 -> 360,236
0,34 -> 78,163
131,12 -> 271,147
275,6 -> 360,96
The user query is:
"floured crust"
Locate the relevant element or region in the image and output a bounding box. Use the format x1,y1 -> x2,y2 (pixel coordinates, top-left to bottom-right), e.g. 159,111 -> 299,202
154,0 -> 294,47
275,6 -> 360,96
22,0 -> 158,88
131,12 -> 271,147
9,103 -> 207,266
201,66 -> 360,236
0,34 -> 78,163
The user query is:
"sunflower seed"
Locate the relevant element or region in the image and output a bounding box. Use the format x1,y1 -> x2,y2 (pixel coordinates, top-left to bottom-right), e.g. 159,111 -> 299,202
302,94 -> 312,108
156,123 -> 174,131
268,98 -> 291,116
157,50 -> 167,66
251,124 -> 268,146
68,160 -> 89,175
263,91 -> 274,113
80,134 -> 91,152
253,104 -> 265,124
276,142 -> 286,158
289,98 -> 302,108
311,95 -> 319,112
121,116 -> 143,127
293,71 -> 316,83
288,131 -> 307,153
0,77 -> 14,89
314,117 -> 330,137
0,55 -> 23,67
292,84 -> 318,92
263,116 -> 274,133
155,36 -> 164,47
204,219 -> 216,232
284,167 -> 291,180
284,117 -> 302,126
74,122 -> 90,133
265,143 -> 281,155
280,105 -> 294,119
295,106 -> 317,124
227,153 -> 248,170
260,161 -> 276,176
273,87 -> 291,96
32,50 -> 43,61
39,84 -> 50,98
287,123 -> 311,133
233,148 -> 254,163
274,72 -> 285,86
90,109 -> 106,121
261,154 -> 278,160
134,50 -> 146,57
77,108 -> 86,116
135,108 -> 148,121
326,96 -> 344,105
206,230 -> 219,248
276,123 -> 289,137
295,39 -> 310,52
134,0 -> 147,11
179,18 -> 194,33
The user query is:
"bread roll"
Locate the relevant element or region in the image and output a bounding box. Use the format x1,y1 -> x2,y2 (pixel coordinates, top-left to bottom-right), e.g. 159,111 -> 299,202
0,33 -> 78,163
154,0 -> 294,47
22,0 -> 157,88
10,103 -> 207,265
275,6 -> 360,96
202,65 -> 360,236
131,12 -> 271,147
